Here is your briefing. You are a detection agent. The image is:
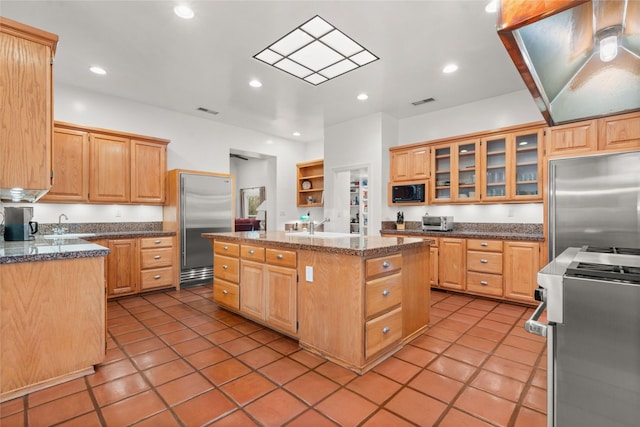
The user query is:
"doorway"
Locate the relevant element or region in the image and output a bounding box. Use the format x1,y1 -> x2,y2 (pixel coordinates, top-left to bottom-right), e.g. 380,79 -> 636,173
332,164 -> 370,235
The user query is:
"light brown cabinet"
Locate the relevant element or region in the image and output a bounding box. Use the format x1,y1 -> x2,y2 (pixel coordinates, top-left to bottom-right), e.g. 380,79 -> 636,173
45,122 -> 169,204
466,239 -> 503,297
106,238 -> 139,297
597,112 -> 640,152
0,18 -> 57,202
140,236 -> 175,291
431,140 -> 481,203
439,237 -> 466,290
297,159 -> 324,207
504,241 -> 540,303
213,241 -> 241,309
390,146 -> 430,182
43,127 -> 90,202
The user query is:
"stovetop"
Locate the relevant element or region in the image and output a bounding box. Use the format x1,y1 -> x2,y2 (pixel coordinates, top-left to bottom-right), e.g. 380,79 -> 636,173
565,246 -> 640,284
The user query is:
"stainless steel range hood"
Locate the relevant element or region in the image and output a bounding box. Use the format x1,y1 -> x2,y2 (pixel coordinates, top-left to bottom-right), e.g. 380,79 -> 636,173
497,0 -> 640,126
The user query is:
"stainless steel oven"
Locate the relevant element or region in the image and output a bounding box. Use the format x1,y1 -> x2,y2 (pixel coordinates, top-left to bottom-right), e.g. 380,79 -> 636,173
527,246 -> 640,427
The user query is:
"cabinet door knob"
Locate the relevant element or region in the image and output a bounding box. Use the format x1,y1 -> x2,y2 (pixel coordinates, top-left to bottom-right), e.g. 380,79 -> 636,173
154,239 -> 161,244
480,242 -> 488,247
223,289 -> 228,294
480,259 -> 488,263
154,275 -> 161,279
382,289 -> 390,296
249,249 -> 254,254
276,254 -> 284,259
382,261 -> 390,268
382,327 -> 390,334
154,255 -> 161,259
223,265 -> 228,269
223,245 -> 228,250
480,280 -> 488,285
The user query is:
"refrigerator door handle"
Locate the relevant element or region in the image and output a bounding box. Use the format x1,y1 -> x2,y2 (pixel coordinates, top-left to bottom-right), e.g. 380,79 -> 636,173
548,162 -> 556,261
525,301 -> 548,337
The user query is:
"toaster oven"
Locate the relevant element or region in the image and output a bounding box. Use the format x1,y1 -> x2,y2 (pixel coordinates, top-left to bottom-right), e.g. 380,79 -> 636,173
422,216 -> 454,231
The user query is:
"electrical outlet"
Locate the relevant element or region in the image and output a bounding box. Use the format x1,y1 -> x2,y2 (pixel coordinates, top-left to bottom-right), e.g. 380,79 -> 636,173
305,266 -> 313,282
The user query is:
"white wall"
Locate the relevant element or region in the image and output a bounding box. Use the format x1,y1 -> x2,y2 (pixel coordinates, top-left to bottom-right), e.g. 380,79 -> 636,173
382,90 -> 546,225
24,84 -> 307,229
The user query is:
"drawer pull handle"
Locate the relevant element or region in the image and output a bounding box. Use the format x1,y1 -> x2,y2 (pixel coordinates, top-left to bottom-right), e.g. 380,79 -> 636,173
154,255 -> 161,259
223,245 -> 228,250
382,261 -> 390,268
480,280 -> 488,285
382,327 -> 390,334
480,242 -> 488,247
155,239 -> 161,244
480,259 -> 488,263
277,254 -> 284,259
154,275 -> 161,279
223,289 -> 228,295
223,265 -> 228,270
382,289 -> 390,296
249,249 -> 254,254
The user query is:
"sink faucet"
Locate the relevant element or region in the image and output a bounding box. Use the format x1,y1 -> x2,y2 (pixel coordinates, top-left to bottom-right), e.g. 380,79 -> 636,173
309,217 -> 330,235
54,213 -> 68,234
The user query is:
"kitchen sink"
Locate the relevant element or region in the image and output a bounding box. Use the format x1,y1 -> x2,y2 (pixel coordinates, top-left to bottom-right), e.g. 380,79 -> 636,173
42,233 -> 96,239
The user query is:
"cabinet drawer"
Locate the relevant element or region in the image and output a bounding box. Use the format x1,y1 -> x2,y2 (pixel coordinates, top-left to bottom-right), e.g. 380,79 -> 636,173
466,271 -> 503,297
213,279 -> 239,310
214,255 -> 239,283
365,273 -> 402,318
140,247 -> 173,269
214,241 -> 239,257
241,244 -> 265,262
141,266 -> 174,289
366,253 -> 402,278
467,251 -> 502,274
265,248 -> 296,268
140,236 -> 173,249
365,307 -> 402,359
466,239 -> 502,252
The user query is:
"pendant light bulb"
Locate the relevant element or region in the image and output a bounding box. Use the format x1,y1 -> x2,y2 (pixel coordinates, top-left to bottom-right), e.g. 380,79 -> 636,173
599,35 -> 618,62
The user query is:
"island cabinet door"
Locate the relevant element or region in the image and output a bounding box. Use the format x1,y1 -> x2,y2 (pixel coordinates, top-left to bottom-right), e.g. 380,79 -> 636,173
240,260 -> 265,319
265,264 -> 297,334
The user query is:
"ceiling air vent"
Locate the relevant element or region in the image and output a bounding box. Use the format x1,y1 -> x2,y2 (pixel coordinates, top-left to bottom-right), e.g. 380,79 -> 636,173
411,98 -> 435,106
197,107 -> 219,115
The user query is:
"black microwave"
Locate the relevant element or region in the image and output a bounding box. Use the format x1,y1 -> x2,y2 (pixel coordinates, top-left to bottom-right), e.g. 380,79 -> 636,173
392,183 -> 425,203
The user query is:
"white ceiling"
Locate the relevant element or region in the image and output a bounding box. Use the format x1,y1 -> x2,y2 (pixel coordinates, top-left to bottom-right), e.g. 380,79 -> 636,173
2,0 -> 528,142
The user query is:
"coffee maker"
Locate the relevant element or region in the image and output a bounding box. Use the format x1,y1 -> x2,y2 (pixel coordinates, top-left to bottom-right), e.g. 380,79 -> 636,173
3,207 -> 39,241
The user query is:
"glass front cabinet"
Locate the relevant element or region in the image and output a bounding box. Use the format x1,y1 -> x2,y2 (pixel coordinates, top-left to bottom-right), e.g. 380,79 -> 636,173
432,140 -> 480,203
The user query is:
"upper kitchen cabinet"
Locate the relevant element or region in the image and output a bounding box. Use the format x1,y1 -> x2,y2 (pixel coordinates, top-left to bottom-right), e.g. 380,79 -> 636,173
0,18 -> 58,202
46,121 -> 169,204
297,159 -> 324,207
597,111 -> 640,152
481,128 -> 542,202
90,133 -> 131,203
389,145 -> 430,182
431,139 -> 480,203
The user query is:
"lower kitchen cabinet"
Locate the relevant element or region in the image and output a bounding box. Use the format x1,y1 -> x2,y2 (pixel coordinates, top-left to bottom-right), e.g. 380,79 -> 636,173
466,239 -> 504,297
429,240 -> 439,287
106,238 -> 138,297
504,241 -> 541,303
439,238 -> 466,291
139,236 -> 175,291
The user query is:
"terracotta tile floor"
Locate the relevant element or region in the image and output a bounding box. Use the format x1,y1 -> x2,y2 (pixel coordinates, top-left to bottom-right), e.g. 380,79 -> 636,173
0,286 -> 547,426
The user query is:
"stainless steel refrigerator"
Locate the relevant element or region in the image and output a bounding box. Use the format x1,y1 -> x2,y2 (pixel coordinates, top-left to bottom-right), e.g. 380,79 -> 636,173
548,151 -> 640,260
180,172 -> 233,287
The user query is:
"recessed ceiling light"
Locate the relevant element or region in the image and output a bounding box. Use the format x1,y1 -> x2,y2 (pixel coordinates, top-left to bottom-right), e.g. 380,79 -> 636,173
442,64 -> 458,74
174,5 -> 194,19
249,79 -> 263,88
292,132 -> 301,137
485,0 -> 498,13
89,66 -> 106,75
254,15 -> 378,86
357,93 -> 369,101
266,140 -> 273,144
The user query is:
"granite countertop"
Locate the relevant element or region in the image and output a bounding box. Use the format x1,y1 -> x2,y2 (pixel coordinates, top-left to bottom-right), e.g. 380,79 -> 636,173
380,228 -> 545,242
0,238 -> 109,264
83,230 -> 176,240
202,230 -> 432,257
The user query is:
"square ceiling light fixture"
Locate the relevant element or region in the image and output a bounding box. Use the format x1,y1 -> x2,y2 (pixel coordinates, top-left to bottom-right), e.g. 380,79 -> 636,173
254,15 -> 378,85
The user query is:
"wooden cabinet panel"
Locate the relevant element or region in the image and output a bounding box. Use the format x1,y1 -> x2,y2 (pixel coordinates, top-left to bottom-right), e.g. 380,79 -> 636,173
466,271 -> 503,297
141,266 -> 173,289
429,245 -> 439,287
467,251 -> 503,275
467,239 -> 503,252
43,127 -> 89,202
365,273 -> 402,318
140,236 -> 173,249
0,19 -> 56,199
214,241 -> 239,257
390,150 -> 411,181
140,247 -> 173,269
432,140 -> 480,203
598,112 -> 640,152
297,159 -> 324,207
265,264 -> 298,334
130,139 -> 167,204
241,244 -> 266,262
546,120 -> 597,157
265,248 -> 297,268
213,279 -> 239,310
439,238 -> 466,290
106,238 -> 138,297
504,241 -> 540,303
390,146 -> 430,181
89,133 -> 130,203
240,260 -> 265,319
215,255 -> 239,283
365,254 -> 402,278
365,307 -> 402,359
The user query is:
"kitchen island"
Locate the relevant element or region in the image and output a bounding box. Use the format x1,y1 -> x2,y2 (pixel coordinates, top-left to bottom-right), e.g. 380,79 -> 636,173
0,238 -> 108,402
202,231 -> 432,373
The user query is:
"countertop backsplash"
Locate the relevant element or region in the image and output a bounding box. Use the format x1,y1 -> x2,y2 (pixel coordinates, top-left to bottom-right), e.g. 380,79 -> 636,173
381,221 -> 543,235
1,222 -> 164,236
